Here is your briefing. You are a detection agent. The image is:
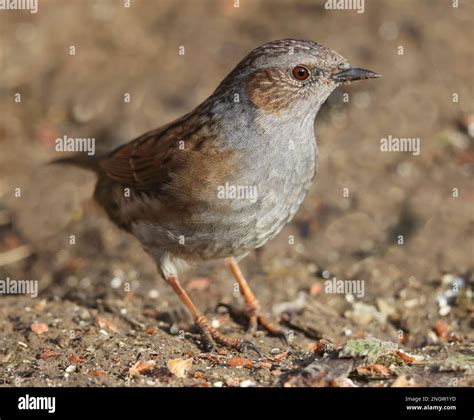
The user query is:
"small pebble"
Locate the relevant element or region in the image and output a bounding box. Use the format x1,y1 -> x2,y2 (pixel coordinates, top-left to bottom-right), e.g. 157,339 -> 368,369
428,330 -> 439,343
149,289 -> 160,299
270,348 -> 281,355
80,310 -> 90,320
295,243 -> 305,253
213,381 -> 223,387
439,306 -> 451,316
307,263 -> 318,274
441,274 -> 455,285
170,324 -> 180,335
110,276 -> 122,289
437,295 -> 448,307
211,319 -> 220,329
404,298 -> 419,308
65,365 -> 76,373
226,377 -> 240,387
240,379 -> 256,388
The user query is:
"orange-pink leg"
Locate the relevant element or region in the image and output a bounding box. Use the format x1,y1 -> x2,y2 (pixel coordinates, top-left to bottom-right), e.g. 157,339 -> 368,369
227,257 -> 290,341
167,275 -> 260,354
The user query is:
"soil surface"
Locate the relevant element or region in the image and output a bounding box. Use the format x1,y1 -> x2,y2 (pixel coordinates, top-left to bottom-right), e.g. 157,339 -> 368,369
0,0 -> 472,387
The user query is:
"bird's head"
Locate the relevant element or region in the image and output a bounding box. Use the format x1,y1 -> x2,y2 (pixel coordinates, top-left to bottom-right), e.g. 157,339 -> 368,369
215,39 -> 380,117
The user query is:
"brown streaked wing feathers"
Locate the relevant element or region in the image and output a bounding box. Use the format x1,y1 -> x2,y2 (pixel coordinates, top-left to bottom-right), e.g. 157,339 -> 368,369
99,125 -> 179,190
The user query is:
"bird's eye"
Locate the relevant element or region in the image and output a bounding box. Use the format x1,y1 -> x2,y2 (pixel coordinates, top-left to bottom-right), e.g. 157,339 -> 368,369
292,65 -> 310,81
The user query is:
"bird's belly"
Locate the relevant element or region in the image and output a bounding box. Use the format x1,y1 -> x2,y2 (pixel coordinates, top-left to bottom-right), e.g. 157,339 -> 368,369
188,144 -> 316,259
241,157 -> 316,252
131,140 -> 317,261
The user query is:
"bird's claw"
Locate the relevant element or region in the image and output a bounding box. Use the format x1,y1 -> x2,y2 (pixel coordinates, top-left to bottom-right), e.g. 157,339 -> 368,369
237,339 -> 262,357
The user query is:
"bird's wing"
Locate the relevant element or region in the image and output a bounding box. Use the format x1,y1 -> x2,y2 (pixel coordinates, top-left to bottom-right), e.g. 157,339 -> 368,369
99,112 -> 234,193
99,113 -> 193,190
100,132 -> 168,189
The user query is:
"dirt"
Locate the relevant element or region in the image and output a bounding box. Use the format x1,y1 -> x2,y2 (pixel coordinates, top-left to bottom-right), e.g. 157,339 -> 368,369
0,0 -> 472,387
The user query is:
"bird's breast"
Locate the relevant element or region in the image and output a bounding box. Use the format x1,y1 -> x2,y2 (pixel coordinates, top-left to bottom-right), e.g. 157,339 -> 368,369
129,114 -> 318,262
247,132 -> 317,248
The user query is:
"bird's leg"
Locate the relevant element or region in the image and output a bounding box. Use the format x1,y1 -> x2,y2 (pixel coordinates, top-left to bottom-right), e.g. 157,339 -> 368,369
166,275 -> 214,351
167,275 -> 261,355
227,257 -> 290,341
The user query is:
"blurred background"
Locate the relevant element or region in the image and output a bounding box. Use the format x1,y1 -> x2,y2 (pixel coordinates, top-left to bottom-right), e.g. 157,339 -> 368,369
0,0 -> 472,387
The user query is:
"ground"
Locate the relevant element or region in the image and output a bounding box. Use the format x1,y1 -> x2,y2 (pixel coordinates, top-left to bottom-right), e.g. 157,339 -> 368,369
0,0 -> 472,387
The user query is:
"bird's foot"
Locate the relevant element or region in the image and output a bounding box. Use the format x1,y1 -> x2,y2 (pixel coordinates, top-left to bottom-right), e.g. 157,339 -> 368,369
225,257 -> 293,345
195,315 -> 262,356
217,303 -> 292,345
254,312 -> 292,345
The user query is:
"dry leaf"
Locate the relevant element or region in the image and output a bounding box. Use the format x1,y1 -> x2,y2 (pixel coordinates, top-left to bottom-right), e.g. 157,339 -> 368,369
307,342 -> 319,352
96,316 -> 119,333
34,300 -> 47,312
433,320 -> 448,338
356,364 -> 390,377
193,371 -> 205,379
396,350 -> 416,364
89,370 -> 107,377
0,353 -> 12,363
31,322 -> 49,335
167,358 -> 192,378
145,326 -> 158,336
273,351 -> 289,361
68,354 -> 85,364
308,339 -> 334,354
38,350 -> 60,361
309,282 -> 323,296
228,356 -> 253,368
330,378 -> 358,387
129,360 -> 156,377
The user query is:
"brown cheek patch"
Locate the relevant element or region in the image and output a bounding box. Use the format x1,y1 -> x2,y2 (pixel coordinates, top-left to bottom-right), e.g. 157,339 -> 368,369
246,69 -> 298,115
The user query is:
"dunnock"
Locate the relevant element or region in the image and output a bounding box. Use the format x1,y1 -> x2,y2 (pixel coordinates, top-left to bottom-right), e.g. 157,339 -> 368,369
57,39 -> 380,353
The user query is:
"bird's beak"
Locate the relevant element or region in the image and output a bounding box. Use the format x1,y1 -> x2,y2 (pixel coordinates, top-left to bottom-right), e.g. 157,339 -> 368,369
331,67 -> 381,83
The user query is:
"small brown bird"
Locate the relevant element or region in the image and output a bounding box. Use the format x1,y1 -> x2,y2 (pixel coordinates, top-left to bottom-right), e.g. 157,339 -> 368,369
57,39 -> 380,353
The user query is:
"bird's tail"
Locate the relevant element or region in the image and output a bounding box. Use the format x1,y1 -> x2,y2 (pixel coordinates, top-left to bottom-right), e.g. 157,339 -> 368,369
51,153 -> 102,172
